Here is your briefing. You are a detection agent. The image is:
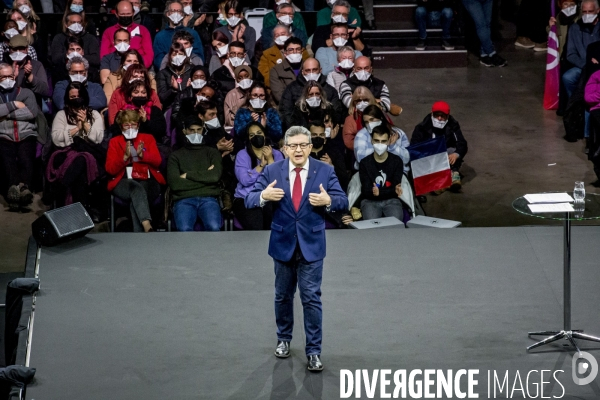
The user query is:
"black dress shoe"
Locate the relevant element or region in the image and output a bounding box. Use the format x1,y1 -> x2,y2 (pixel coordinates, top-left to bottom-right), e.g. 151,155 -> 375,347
274,341 -> 290,358
366,20 -> 377,30
307,354 -> 323,372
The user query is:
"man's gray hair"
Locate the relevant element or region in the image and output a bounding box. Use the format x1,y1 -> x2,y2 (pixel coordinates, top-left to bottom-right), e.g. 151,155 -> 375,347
0,63 -> 12,72
284,126 -> 312,145
582,0 -> 600,9
273,24 -> 291,34
336,46 -> 354,61
67,56 -> 89,71
276,2 -> 293,12
164,0 -> 183,17
333,0 -> 351,9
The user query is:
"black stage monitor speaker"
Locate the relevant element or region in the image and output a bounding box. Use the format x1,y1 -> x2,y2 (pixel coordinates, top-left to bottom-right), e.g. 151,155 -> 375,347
32,203 -> 94,246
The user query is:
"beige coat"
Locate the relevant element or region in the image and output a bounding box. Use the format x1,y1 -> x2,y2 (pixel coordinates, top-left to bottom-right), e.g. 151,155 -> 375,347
51,110 -> 105,147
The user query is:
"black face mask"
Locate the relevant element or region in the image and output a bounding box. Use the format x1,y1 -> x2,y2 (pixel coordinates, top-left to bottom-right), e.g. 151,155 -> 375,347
250,135 -> 265,148
69,97 -> 85,108
312,137 -> 325,149
131,96 -> 147,107
118,16 -> 134,27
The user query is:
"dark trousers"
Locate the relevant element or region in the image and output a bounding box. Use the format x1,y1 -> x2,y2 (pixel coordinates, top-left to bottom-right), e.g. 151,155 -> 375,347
0,137 -> 36,188
53,155 -> 88,206
274,246 -> 323,357
232,197 -> 273,230
515,0 -> 550,43
112,178 -> 161,232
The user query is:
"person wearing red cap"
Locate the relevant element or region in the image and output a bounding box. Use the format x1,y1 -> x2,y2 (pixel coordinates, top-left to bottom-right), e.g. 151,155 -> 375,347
410,101 -> 468,191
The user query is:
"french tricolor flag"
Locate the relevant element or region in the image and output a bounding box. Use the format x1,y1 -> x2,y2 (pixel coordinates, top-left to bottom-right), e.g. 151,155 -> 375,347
408,137 -> 452,195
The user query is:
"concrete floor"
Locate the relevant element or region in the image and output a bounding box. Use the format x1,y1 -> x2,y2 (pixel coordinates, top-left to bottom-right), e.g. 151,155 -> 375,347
0,40 -> 595,273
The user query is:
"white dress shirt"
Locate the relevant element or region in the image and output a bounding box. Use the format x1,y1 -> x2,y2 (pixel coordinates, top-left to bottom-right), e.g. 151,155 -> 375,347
260,159 -> 310,205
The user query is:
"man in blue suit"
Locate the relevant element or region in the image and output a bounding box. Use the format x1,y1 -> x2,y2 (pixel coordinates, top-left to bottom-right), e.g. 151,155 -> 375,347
245,126 -> 348,372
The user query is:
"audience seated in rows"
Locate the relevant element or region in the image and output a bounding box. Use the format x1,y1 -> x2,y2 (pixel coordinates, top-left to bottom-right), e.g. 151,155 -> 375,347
269,37 -> 308,105
261,2 -> 308,50
224,65 -> 253,127
159,29 -> 203,70
233,81 -> 283,145
108,63 -> 161,124
211,40 -> 263,100
325,45 -> 356,94
339,56 -> 390,112
342,86 -> 378,150
289,80 -> 344,130
100,1 -> 154,69
157,42 -> 194,110
258,25 -> 309,87
312,0 -> 364,56
53,56 -> 106,112
6,35 -> 48,108
309,120 -> 348,191
315,23 -> 362,76
214,0 -> 256,61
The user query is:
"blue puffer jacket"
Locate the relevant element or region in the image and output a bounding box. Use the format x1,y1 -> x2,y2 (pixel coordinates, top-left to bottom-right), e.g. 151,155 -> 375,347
234,107 -> 283,143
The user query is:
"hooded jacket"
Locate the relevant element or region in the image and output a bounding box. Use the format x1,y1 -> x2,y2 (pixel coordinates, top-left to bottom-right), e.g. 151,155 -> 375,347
410,114 -> 468,159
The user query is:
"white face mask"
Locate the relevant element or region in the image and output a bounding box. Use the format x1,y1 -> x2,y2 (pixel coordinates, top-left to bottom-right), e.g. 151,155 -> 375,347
304,72 -> 320,82
68,23 -> 83,34
373,143 -> 387,156
227,16 -> 241,27
286,53 -> 302,63
18,5 -> 30,14
562,5 -> 577,16
115,42 -> 130,52
249,98 -> 266,109
339,59 -> 354,69
196,95 -> 209,102
356,101 -> 369,112
355,70 -> 371,81
0,78 -> 15,90
123,63 -> 132,70
231,56 -> 246,68
277,15 -> 293,26
204,117 -> 221,129
582,13 -> 598,24
9,51 -> 26,61
171,54 -> 186,66
123,128 -> 138,139
185,47 -> 193,57
129,77 -> 142,83
306,97 -> 321,108
69,73 -> 87,83
432,116 -> 448,129
133,6 -> 140,14
169,13 -> 184,25
332,14 -> 347,23
4,28 -> 19,39
237,78 -> 253,89
274,35 -> 289,46
183,5 -> 193,15
216,44 -> 228,57
327,0 -> 336,5
66,51 -> 81,60
325,127 -> 331,138
191,79 -> 206,89
16,20 -> 28,31
186,133 -> 203,144
366,120 -> 381,133
333,37 -> 347,47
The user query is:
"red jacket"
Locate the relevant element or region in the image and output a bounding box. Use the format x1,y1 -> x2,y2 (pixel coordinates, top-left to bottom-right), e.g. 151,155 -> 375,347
108,87 -> 162,125
100,23 -> 154,69
105,133 -> 166,191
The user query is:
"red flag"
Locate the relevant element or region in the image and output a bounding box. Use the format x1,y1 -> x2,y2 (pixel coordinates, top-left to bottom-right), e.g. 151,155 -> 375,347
544,4 -> 560,110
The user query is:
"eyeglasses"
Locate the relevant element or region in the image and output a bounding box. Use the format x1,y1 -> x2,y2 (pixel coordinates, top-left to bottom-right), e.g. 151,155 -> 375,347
286,143 -> 310,150
228,51 -> 245,58
285,47 -> 302,54
278,11 -> 294,16
122,123 -> 138,129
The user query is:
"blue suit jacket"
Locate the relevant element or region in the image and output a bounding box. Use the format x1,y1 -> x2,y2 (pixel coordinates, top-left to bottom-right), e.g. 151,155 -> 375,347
245,158 -> 348,263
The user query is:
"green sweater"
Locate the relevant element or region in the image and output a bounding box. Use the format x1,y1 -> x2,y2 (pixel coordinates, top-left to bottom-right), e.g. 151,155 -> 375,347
167,144 -> 223,201
316,6 -> 361,28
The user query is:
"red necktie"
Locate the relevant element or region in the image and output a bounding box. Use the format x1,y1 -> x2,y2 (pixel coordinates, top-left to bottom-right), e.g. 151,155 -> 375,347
292,167 -> 303,212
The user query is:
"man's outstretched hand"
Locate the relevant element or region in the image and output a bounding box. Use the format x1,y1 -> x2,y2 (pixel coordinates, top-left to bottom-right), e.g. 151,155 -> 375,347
262,180 -> 285,202
309,184 -> 331,207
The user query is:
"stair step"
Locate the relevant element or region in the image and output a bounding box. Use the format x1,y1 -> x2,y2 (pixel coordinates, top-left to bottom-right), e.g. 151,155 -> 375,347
373,3 -> 417,22
371,46 -> 468,68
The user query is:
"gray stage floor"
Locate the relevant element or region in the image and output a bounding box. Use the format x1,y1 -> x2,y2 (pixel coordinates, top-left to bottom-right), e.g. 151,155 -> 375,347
24,227 -> 600,399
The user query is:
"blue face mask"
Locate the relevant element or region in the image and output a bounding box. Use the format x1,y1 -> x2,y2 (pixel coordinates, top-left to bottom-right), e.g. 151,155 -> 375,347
70,4 -> 84,13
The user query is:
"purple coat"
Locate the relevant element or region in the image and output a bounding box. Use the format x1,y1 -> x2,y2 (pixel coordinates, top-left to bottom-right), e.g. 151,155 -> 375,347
234,148 -> 284,199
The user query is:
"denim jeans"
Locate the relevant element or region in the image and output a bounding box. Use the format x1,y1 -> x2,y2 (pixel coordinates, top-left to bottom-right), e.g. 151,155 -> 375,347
361,198 -> 403,220
562,67 -> 582,98
173,196 -> 222,232
415,7 -> 453,40
461,0 -> 495,56
274,248 -> 323,356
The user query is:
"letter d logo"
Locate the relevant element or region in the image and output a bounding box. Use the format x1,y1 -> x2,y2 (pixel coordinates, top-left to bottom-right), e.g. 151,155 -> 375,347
572,351 -> 598,385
